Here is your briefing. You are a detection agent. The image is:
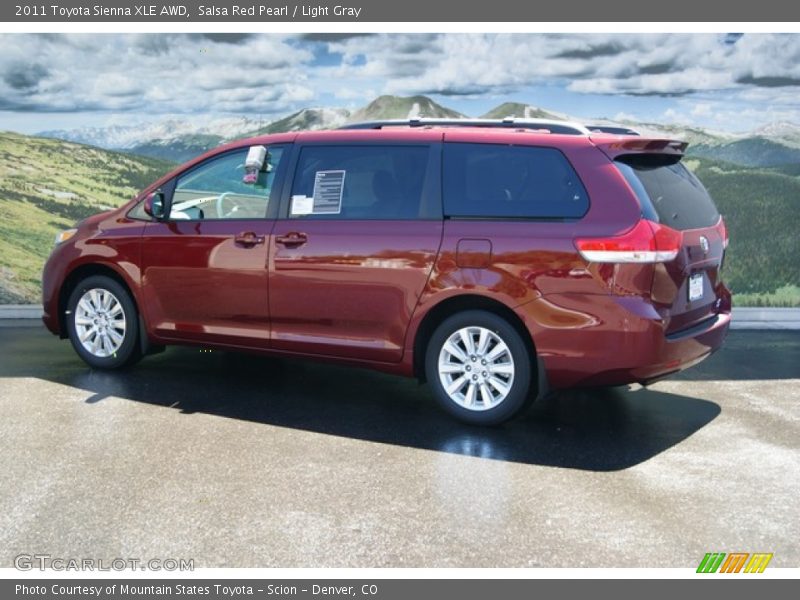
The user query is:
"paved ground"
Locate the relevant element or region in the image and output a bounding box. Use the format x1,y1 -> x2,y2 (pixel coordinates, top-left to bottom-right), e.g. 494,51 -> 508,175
0,326 -> 797,568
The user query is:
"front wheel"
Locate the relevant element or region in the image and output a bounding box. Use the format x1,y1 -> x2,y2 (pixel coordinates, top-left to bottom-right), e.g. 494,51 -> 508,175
425,310 -> 533,425
66,275 -> 141,369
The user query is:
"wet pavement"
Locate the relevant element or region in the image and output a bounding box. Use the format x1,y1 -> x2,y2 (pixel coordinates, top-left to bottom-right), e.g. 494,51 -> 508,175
0,326 -> 798,567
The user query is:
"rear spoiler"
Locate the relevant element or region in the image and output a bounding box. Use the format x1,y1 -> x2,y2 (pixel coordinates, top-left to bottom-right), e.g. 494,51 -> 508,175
591,137 -> 689,160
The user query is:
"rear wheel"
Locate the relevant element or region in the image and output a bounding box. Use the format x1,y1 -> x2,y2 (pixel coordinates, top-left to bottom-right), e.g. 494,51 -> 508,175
425,310 -> 533,425
66,275 -> 141,369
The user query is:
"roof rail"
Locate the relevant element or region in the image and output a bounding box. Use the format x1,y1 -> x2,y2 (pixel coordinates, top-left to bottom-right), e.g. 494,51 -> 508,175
340,117 -> 592,135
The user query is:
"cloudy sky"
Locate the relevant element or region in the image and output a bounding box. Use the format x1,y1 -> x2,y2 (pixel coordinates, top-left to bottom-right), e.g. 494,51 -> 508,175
1,32 -> 799,133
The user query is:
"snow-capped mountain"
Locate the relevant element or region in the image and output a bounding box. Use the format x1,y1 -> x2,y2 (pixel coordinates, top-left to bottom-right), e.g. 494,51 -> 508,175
242,107 -> 352,137
36,95 -> 800,168
36,96 -> 465,162
480,102 -> 800,166
40,116 -> 264,150
751,121 -> 800,147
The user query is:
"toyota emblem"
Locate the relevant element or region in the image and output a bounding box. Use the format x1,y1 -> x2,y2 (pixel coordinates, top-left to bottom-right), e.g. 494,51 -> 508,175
699,236 -> 710,254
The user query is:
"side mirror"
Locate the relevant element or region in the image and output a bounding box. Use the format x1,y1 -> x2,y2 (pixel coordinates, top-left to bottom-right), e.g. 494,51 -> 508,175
143,191 -> 166,220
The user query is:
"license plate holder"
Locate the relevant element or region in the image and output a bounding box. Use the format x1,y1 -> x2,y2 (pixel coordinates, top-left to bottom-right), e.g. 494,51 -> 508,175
689,272 -> 704,302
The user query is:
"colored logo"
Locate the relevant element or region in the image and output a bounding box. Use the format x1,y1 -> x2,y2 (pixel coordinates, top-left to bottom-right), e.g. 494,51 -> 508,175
697,552 -> 773,573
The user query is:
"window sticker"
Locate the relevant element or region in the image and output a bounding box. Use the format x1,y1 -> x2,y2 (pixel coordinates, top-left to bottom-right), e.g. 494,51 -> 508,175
290,195 -> 313,216
311,170 -> 345,214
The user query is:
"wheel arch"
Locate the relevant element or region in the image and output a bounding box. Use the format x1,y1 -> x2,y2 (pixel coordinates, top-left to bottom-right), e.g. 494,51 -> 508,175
412,294 -> 538,383
58,263 -> 140,340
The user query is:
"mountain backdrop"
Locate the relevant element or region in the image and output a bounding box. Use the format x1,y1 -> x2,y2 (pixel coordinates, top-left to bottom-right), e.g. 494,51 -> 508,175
39,95 -> 800,169
0,133 -> 171,303
1,94 -> 797,305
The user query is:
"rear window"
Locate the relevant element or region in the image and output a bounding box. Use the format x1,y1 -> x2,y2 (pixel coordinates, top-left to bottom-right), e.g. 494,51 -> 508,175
615,155 -> 720,231
443,143 -> 589,219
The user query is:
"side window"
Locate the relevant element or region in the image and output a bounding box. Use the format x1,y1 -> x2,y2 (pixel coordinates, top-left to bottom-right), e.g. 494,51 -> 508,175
288,145 -> 430,220
443,143 -> 589,219
128,198 -> 150,220
171,146 -> 285,220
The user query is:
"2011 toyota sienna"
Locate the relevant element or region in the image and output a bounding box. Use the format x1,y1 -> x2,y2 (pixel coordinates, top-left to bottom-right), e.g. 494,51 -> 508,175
42,118 -> 731,425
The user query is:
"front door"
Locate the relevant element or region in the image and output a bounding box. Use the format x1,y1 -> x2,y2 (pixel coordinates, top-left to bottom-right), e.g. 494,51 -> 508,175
140,145 -> 287,348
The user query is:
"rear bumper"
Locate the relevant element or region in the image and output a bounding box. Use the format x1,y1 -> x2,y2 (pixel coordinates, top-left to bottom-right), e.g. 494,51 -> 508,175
516,293 -> 731,389
619,312 -> 729,385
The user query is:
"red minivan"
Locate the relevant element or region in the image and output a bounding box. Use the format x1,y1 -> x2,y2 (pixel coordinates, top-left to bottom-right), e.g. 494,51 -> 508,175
42,119 -> 731,425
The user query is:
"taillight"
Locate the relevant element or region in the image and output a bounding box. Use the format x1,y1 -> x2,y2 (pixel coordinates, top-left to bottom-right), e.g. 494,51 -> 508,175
717,217 -> 729,249
574,219 -> 682,263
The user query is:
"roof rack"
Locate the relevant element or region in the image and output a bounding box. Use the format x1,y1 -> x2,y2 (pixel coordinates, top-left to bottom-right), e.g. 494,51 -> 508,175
340,117 -> 593,136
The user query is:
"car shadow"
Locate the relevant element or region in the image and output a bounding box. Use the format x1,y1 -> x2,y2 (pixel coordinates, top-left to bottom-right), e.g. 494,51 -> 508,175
669,330 -> 800,381
0,326 -> 725,472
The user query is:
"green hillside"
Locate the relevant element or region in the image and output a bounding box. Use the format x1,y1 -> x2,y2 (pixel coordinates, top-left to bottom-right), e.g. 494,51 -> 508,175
685,157 -> 800,305
1,129 -> 797,306
688,137 -> 800,168
0,132 -> 173,303
766,163 -> 800,177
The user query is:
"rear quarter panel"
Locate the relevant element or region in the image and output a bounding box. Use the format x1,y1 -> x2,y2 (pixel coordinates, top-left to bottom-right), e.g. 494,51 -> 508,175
401,134 -> 647,378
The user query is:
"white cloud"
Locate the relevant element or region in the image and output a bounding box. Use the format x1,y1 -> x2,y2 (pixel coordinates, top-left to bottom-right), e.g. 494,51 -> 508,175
323,33 -> 800,102
613,111 -> 640,122
0,33 -> 798,131
657,99 -> 800,133
0,33 -> 313,114
333,87 -> 376,101
691,103 -> 713,117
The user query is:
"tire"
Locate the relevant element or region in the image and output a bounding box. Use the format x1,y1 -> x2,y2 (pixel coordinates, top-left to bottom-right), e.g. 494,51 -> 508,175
425,310 -> 533,425
65,275 -> 142,369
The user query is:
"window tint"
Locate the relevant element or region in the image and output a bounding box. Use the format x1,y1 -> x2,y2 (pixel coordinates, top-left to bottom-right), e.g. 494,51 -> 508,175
443,143 -> 589,219
289,145 -> 430,219
128,198 -> 150,220
171,146 -> 285,220
615,155 -> 719,231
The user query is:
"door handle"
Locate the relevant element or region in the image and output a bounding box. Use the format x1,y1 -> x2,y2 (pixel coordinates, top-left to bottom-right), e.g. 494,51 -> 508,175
275,232 -> 308,247
234,231 -> 265,246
